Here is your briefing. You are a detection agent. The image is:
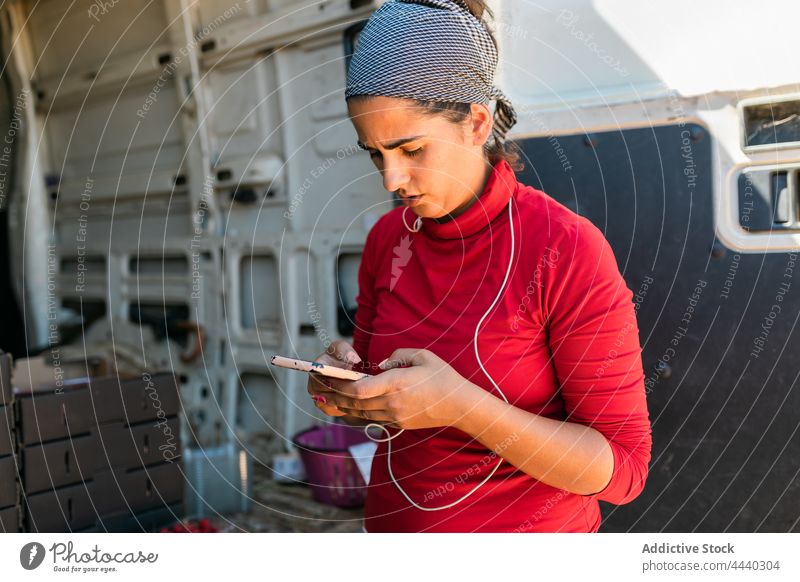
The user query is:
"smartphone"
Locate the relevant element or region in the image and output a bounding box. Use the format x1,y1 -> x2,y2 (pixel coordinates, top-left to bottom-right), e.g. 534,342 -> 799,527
270,355 -> 369,381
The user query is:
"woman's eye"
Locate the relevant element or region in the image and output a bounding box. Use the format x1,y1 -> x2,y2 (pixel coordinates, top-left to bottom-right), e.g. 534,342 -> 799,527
404,148 -> 422,158
368,150 -> 382,160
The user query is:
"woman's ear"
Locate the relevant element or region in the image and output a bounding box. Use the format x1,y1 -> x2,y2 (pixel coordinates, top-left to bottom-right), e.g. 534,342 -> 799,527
469,103 -> 494,147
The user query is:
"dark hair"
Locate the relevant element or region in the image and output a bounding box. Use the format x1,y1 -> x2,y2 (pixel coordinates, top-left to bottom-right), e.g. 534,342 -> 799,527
347,0 -> 523,171
436,1 -> 522,169
459,0 -> 491,20
410,99 -> 523,171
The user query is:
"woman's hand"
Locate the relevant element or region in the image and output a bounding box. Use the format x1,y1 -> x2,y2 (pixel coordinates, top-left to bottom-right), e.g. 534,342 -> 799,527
306,340 -> 362,418
324,348 -> 479,430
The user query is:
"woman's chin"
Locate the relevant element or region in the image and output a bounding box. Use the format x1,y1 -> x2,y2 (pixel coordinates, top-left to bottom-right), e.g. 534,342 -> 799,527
403,199 -> 443,219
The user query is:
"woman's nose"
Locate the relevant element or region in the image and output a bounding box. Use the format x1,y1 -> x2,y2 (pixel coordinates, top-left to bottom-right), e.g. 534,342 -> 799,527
381,159 -> 411,193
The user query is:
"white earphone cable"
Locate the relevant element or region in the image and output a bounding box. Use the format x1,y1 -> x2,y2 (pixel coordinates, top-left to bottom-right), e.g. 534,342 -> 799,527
402,206 -> 422,233
365,200 -> 515,511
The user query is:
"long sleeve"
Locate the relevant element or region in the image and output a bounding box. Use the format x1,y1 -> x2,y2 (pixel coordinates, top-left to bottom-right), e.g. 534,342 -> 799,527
352,222 -> 380,363
543,217 -> 652,505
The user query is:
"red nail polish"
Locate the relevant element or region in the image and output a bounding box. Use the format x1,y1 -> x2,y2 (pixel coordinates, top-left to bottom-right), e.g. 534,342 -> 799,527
313,395 -> 327,404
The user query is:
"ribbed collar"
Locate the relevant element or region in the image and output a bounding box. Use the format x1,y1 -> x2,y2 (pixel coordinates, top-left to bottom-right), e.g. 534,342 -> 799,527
412,160 -> 516,241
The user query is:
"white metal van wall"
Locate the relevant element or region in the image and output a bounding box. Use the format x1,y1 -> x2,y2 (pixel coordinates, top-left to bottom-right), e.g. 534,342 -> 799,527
3,0 -> 386,454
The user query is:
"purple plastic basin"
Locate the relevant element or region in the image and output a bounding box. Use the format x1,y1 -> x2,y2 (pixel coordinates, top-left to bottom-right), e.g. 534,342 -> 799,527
292,424 -> 371,508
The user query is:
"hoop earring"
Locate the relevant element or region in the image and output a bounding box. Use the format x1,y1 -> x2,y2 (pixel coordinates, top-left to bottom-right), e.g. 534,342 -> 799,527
402,206 -> 422,233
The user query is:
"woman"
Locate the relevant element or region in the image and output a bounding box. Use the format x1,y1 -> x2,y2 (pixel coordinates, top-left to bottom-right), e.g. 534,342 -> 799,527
307,0 -> 651,532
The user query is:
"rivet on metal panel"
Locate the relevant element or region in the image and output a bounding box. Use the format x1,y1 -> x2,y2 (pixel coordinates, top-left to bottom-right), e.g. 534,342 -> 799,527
654,361 -> 672,379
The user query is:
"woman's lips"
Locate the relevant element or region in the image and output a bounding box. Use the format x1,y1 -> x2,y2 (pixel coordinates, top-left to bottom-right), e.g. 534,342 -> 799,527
401,194 -> 423,206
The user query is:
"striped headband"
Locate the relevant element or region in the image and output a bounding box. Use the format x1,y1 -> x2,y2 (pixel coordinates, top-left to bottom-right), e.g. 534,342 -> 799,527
345,0 -> 518,146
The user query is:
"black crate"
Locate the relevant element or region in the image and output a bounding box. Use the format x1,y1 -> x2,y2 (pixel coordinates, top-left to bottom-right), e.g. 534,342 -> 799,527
0,455 -> 19,509
0,505 -> 19,532
0,352 -> 11,406
17,373 -> 180,445
22,417 -> 180,494
0,405 -> 13,457
94,416 -> 181,468
25,461 -> 183,533
92,462 -> 184,516
16,380 -> 95,445
24,481 -> 96,532
90,373 -> 180,426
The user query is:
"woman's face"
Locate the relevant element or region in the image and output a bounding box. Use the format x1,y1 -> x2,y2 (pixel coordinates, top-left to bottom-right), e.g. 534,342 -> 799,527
347,95 -> 493,220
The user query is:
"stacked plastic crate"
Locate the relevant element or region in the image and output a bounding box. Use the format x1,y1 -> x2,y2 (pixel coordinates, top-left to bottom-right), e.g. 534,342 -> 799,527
0,352 -> 19,532
17,372 -> 183,532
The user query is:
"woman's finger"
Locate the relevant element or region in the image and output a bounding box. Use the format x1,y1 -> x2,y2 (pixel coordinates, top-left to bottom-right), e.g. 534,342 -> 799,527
327,394 -> 391,412
325,377 -> 360,394
307,342 -> 362,407
312,396 -> 347,417
339,414 -> 373,427
325,340 -> 362,368
338,407 -> 393,423
307,372 -> 335,395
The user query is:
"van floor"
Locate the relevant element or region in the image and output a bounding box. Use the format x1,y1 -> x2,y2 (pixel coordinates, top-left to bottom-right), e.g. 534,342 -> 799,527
209,436 -> 364,533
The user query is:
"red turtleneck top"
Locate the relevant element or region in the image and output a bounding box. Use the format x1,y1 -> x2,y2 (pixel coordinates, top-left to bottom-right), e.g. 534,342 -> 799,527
352,160 -> 652,532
